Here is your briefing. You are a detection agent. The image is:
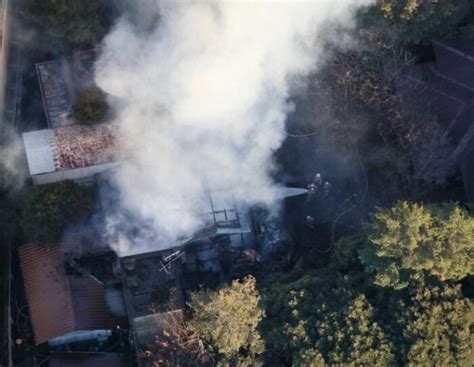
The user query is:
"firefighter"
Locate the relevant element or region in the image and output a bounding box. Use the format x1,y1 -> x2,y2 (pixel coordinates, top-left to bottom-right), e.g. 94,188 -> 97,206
314,173 -> 322,188
323,181 -> 331,196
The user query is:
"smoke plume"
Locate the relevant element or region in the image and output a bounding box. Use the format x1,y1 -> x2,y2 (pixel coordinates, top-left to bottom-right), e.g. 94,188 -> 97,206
0,128 -> 27,189
95,0 -> 373,254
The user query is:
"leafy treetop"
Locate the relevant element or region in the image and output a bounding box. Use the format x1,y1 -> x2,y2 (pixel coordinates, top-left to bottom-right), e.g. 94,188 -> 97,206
359,201 -> 474,289
388,282 -> 473,366
189,276 -> 265,367
261,274 -> 394,367
73,88 -> 109,126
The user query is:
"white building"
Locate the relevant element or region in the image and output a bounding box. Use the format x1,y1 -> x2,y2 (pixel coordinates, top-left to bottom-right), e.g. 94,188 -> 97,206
22,123 -> 119,185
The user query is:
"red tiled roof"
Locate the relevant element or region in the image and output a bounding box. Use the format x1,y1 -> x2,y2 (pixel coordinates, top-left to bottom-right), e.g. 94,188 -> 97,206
51,124 -> 117,171
18,244 -> 75,344
49,352 -> 128,367
19,243 -> 121,345
70,276 -> 120,331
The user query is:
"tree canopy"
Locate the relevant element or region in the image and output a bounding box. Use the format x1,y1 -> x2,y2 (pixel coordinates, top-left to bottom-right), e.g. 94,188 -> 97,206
19,0 -> 105,45
261,274 -> 394,366
359,201 -> 474,289
261,273 -> 473,366
366,0 -> 473,45
189,276 -> 265,366
390,283 -> 473,366
73,88 -> 109,126
21,180 -> 92,243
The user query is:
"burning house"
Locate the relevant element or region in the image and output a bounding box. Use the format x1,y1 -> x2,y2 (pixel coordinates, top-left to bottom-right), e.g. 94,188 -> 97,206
22,123 -> 118,185
109,188 -> 269,360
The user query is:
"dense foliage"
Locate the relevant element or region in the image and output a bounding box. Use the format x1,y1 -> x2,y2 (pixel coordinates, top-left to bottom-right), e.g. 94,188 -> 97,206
19,0 -> 105,45
190,276 -> 265,366
261,274 -> 394,366
389,283 -> 473,366
360,201 -> 474,289
21,180 -> 92,243
368,0 -> 473,45
73,88 -> 109,125
261,274 -> 473,366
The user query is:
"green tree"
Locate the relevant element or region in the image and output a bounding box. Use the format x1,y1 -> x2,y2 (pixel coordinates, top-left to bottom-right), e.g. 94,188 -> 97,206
19,0 -> 105,45
359,201 -> 474,289
189,276 -> 265,366
387,282 -> 473,366
261,274 -> 394,366
366,0 -> 472,45
73,88 -> 109,125
21,180 -> 92,243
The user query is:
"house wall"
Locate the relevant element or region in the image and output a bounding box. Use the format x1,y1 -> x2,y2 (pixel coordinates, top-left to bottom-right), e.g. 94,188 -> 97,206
32,162 -> 120,185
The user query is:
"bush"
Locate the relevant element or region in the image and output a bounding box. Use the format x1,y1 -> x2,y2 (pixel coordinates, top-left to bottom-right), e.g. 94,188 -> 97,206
21,180 -> 92,243
73,88 -> 108,125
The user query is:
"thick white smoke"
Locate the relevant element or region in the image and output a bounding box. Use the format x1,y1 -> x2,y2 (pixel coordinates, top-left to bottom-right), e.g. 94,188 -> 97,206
95,0 -> 373,254
0,128 -> 27,189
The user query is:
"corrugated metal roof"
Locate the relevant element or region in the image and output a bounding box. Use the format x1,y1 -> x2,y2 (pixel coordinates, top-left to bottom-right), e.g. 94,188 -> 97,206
49,352 -> 127,367
36,60 -> 74,128
19,243 -> 123,345
22,129 -> 55,175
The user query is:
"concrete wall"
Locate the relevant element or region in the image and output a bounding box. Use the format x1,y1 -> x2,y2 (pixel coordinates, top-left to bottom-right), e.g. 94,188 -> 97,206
32,162 -> 120,185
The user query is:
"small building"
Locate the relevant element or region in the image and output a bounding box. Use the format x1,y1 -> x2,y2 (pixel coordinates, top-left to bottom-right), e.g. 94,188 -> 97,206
36,49 -> 97,128
18,243 -> 126,345
22,123 -> 118,185
36,60 -> 74,128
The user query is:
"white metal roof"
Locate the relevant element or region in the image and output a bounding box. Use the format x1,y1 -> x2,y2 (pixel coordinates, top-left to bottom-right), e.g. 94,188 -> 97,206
22,129 -> 55,175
